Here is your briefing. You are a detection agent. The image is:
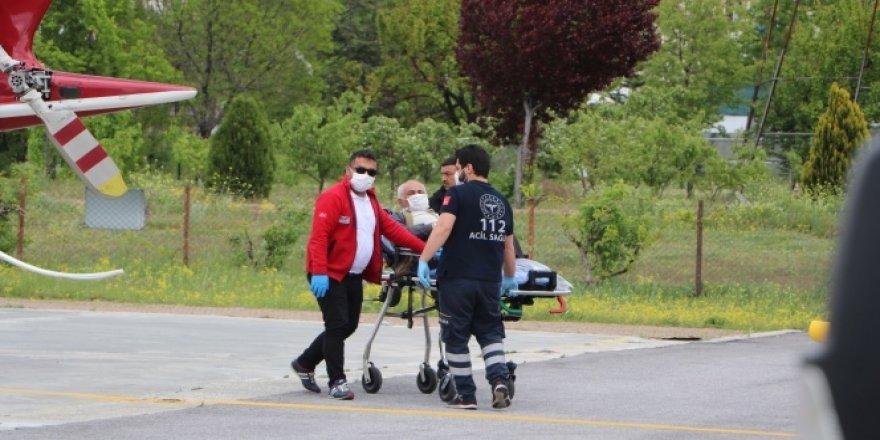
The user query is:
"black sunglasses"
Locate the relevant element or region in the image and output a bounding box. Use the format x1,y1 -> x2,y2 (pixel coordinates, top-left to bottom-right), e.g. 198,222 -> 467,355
352,166 -> 378,177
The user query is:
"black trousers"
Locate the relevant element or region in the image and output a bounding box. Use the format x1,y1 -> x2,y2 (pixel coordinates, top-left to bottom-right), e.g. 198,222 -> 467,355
297,274 -> 363,387
438,277 -> 508,399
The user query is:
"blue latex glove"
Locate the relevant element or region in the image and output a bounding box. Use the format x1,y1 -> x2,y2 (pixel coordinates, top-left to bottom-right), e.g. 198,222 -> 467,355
435,247 -> 443,259
417,260 -> 432,289
310,275 -> 329,299
500,276 -> 519,297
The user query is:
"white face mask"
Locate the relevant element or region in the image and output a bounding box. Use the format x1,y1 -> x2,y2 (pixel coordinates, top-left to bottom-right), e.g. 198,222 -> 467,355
407,194 -> 429,212
350,173 -> 375,192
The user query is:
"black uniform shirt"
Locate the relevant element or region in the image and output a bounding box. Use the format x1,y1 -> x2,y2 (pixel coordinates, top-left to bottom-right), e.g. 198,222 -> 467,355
428,186 -> 446,213
436,181 -> 513,282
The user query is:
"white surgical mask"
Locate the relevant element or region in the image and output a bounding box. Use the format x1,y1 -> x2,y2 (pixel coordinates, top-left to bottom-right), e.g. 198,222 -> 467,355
407,194 -> 429,212
350,173 -> 375,192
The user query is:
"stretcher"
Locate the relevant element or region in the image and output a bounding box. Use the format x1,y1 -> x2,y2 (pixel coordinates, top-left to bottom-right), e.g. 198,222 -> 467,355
361,247 -> 573,399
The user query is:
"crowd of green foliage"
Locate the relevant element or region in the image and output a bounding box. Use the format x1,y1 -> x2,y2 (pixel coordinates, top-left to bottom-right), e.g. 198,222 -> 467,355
2,1 -> 877,197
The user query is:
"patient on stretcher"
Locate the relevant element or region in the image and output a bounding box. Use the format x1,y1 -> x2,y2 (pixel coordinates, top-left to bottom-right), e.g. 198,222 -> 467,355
379,179 -> 571,314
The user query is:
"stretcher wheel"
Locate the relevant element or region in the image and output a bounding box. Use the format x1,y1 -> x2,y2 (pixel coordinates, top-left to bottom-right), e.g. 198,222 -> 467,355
362,363 -> 383,394
438,372 -> 456,402
417,364 -> 438,394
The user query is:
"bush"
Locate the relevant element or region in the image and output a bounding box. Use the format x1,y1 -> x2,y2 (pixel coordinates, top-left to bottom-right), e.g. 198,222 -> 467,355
228,207 -> 308,270
801,82 -> 869,195
562,181 -> 656,282
208,95 -> 275,199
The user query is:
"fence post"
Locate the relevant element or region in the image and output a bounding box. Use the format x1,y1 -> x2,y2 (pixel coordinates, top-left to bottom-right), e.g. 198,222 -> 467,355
695,199 -> 704,296
183,183 -> 191,267
17,177 -> 25,259
527,196 -> 536,258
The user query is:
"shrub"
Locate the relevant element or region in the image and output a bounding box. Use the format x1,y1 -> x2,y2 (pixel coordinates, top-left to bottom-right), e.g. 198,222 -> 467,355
228,207 -> 307,270
801,82 -> 869,195
208,95 -> 275,199
562,181 -> 656,283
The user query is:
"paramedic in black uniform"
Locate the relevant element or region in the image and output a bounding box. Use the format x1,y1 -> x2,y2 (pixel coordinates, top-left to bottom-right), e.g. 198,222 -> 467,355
417,144 -> 519,410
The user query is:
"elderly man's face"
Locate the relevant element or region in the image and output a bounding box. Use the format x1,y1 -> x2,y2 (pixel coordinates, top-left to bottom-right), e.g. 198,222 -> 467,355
399,183 -> 426,208
440,164 -> 457,189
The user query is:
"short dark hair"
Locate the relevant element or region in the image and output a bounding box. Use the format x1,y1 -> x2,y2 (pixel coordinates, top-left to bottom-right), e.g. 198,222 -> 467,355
349,149 -> 377,164
441,156 -> 456,167
455,144 -> 490,178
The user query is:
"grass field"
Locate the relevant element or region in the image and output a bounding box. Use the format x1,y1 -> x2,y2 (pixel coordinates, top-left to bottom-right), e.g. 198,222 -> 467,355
0,172 -> 836,332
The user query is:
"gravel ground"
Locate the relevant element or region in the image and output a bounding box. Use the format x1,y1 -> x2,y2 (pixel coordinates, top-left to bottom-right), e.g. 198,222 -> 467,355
0,297 -> 742,340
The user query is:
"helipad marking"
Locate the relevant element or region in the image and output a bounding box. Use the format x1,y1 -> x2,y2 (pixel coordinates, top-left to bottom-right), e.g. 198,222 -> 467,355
0,387 -> 793,437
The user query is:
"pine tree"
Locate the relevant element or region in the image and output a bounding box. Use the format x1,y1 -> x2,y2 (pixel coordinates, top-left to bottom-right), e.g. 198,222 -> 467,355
208,95 -> 275,199
801,83 -> 869,195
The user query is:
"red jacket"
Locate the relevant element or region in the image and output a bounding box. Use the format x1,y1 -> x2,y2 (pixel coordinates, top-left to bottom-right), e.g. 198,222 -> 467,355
306,178 -> 425,284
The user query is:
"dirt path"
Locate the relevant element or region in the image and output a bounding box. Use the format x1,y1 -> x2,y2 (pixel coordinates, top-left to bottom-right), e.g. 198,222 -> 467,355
0,297 -> 743,340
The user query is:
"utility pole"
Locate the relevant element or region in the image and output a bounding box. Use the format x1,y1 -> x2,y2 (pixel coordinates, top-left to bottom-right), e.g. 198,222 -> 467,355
755,0 -> 800,148
745,0 -> 780,134
855,0 -> 879,103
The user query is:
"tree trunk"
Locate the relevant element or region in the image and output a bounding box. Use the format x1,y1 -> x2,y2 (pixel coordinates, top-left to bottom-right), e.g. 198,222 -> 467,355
516,98 -> 536,208
563,227 -> 594,284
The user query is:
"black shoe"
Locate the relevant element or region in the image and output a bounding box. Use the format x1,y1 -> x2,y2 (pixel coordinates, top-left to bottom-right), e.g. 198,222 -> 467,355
447,394 -> 477,410
291,360 -> 321,393
491,379 -> 511,409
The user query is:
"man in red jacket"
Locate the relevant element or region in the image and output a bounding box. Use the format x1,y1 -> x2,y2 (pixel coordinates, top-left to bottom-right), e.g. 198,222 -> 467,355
291,149 -> 426,400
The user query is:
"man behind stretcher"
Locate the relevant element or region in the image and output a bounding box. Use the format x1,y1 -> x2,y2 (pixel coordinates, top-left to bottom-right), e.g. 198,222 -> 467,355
417,144 -> 518,410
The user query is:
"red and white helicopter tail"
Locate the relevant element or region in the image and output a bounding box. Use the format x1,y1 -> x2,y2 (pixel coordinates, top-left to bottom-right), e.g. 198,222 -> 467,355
0,0 -> 197,198
1,0 -> 197,279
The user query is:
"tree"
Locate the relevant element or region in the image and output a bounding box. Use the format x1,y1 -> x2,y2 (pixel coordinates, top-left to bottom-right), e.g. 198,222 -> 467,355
401,119 -> 481,184
361,115 -> 404,197
636,0 -> 754,125
324,0 -> 391,97
635,118 -> 718,197
273,91 -> 367,193
33,0 -> 186,175
207,95 -> 275,199
542,102 -> 720,198
801,83 -> 869,195
541,105 -> 625,194
760,0 -> 879,158
151,0 -> 341,137
373,0 -> 477,125
457,0 -> 661,206
39,0 -> 182,82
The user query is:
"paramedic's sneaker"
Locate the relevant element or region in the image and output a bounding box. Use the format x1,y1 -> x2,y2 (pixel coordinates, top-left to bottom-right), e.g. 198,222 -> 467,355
447,394 -> 477,410
291,360 -> 321,393
328,379 -> 355,400
491,379 -> 511,409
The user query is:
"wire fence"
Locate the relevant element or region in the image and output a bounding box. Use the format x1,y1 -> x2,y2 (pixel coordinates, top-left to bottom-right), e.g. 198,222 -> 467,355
6,178 -> 834,301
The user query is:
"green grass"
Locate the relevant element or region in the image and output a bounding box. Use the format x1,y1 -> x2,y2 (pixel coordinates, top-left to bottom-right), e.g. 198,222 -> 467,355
0,173 -> 835,332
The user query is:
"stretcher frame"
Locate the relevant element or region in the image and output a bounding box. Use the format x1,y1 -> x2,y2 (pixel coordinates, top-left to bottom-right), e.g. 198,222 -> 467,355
360,250 -> 573,397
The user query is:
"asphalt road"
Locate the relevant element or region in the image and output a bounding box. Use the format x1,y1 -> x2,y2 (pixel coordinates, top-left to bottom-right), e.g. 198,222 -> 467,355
0,308 -> 813,439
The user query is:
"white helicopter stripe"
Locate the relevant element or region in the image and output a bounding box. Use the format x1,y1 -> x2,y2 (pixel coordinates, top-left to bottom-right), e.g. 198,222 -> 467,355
0,90 -> 196,118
